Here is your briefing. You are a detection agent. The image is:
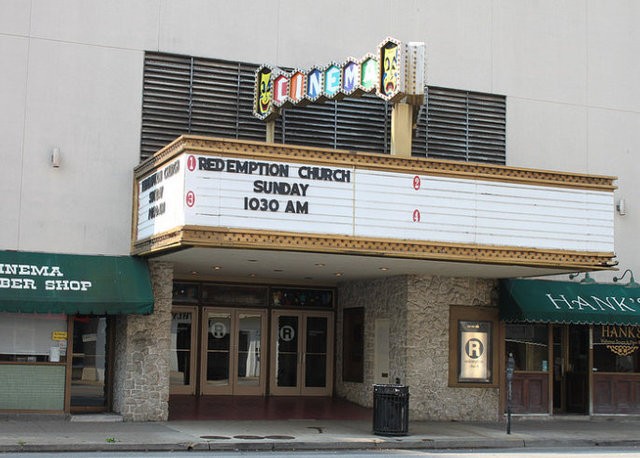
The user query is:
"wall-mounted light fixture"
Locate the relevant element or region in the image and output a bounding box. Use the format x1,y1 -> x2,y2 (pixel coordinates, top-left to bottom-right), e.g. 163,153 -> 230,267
613,269 -> 640,288
50,147 -> 61,168
569,272 -> 596,284
617,198 -> 627,216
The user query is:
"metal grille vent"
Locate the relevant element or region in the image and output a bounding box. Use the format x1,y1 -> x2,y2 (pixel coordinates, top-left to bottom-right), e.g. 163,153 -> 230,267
413,87 -> 506,164
141,52 -> 505,165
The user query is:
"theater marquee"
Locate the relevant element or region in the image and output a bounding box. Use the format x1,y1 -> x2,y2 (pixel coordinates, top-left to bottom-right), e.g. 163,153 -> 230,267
132,136 -> 616,271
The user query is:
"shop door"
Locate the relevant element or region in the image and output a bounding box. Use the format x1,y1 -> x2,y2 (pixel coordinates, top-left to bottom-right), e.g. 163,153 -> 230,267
270,311 -> 334,396
553,325 -> 589,414
70,316 -> 112,412
200,308 -> 267,395
170,306 -> 198,395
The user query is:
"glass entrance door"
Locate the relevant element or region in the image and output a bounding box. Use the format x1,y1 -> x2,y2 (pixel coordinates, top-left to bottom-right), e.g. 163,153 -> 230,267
270,311 -> 334,396
70,316 -> 111,412
553,325 -> 589,414
200,308 -> 266,395
170,306 -> 197,395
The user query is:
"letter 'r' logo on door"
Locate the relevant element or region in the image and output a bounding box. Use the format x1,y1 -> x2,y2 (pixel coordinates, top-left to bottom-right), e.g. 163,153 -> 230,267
465,338 -> 484,359
280,325 -> 295,342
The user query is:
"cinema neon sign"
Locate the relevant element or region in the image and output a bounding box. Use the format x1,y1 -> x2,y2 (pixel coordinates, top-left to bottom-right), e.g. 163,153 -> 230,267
253,37 -> 425,121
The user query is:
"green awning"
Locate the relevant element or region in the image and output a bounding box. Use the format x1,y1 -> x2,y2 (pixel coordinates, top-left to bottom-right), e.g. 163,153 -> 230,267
500,278 -> 640,325
0,251 -> 154,315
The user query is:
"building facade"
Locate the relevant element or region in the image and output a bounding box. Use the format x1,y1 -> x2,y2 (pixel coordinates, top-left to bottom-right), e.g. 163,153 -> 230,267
1,1 -> 639,421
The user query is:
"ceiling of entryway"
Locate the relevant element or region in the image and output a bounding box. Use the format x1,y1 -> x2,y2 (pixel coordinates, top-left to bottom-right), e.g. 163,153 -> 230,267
151,247 -> 574,286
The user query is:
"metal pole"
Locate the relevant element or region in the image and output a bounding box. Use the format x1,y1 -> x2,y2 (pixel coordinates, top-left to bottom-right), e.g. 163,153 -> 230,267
506,352 -> 515,435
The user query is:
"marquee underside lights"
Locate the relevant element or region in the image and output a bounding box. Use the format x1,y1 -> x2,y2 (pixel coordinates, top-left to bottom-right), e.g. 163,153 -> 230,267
253,38 -> 426,121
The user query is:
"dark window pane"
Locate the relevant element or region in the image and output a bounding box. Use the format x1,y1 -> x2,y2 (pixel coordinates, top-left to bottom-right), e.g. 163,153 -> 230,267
342,307 -> 364,383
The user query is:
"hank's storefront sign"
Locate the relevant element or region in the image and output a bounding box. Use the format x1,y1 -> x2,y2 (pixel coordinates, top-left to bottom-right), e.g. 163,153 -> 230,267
253,37 -> 426,121
545,294 -> 640,314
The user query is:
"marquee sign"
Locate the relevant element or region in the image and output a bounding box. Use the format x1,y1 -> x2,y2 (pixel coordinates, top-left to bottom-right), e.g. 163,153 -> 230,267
253,38 -> 426,121
136,152 -> 613,257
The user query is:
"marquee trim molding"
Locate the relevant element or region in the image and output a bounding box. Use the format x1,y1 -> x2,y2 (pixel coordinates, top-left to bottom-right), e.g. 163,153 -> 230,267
132,225 -> 616,270
134,136 -> 616,192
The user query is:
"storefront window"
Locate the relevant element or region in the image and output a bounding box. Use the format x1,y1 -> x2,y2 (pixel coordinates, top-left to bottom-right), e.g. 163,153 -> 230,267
505,324 -> 548,372
271,288 -> 333,308
342,307 -> 364,383
202,284 -> 268,307
170,311 -> 193,386
173,283 -> 199,303
593,325 -> 640,373
0,313 -> 68,362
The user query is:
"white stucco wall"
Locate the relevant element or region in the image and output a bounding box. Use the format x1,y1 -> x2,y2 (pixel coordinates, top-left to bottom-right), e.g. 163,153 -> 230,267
1,1 -> 638,275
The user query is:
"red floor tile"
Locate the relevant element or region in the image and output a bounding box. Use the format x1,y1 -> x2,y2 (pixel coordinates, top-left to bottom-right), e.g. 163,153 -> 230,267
169,395 -> 372,421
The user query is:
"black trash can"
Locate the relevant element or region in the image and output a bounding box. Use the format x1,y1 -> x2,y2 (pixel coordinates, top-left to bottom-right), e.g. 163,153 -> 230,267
372,384 -> 409,436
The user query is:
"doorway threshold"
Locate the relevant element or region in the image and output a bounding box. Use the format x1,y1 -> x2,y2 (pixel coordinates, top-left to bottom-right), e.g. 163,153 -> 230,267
70,413 -> 123,422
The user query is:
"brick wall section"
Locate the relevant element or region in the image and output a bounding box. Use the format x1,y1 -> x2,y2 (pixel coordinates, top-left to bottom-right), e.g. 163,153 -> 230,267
112,261 -> 173,421
336,275 -> 500,421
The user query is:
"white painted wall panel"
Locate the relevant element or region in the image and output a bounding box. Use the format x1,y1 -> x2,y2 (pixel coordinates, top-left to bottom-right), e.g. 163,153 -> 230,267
0,36 -> 28,249
19,40 -> 144,255
0,0 -> 31,36
492,1 -> 587,105
587,0 -> 640,112
30,0 -> 159,50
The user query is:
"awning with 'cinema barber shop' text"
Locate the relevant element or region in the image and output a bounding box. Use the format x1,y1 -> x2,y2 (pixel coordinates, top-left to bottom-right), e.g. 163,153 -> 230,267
0,250 -> 154,315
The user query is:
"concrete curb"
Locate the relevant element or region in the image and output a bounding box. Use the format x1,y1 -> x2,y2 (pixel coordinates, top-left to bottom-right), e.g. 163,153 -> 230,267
4,437 -> 640,454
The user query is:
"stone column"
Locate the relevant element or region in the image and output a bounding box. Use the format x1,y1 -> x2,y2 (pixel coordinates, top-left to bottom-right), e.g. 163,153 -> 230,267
112,261 -> 173,421
336,276 -> 409,406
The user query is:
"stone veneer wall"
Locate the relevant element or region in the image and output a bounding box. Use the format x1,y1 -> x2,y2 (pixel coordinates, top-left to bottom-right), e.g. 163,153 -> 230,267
112,261 -> 173,421
336,275 -> 500,421
336,276 -> 408,407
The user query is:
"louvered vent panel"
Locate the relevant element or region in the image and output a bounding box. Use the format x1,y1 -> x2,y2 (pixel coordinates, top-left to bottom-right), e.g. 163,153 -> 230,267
275,102 -> 338,148
237,63 -> 266,141
425,87 -> 471,161
467,92 -> 506,163
141,52 -> 506,165
424,87 -> 505,164
335,94 -> 389,153
190,58 -> 241,137
140,53 -> 192,160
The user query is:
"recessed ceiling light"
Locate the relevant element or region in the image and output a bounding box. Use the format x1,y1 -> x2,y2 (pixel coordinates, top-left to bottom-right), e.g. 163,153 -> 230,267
379,267 -> 390,271
212,266 -> 222,270
247,259 -> 258,263
315,263 -> 326,267
334,272 -> 343,277
190,271 -> 198,275
304,276 -> 313,280
249,273 -> 256,277
274,269 -> 284,272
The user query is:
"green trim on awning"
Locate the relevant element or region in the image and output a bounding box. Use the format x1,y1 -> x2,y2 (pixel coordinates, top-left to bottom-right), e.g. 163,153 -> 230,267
500,279 -> 640,325
0,251 -> 154,315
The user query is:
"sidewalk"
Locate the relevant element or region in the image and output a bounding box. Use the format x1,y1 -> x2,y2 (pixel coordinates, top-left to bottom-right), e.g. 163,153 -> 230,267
2,415 -> 640,453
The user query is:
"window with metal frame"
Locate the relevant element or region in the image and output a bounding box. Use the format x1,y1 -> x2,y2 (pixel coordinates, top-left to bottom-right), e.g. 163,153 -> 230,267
140,52 -> 506,165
